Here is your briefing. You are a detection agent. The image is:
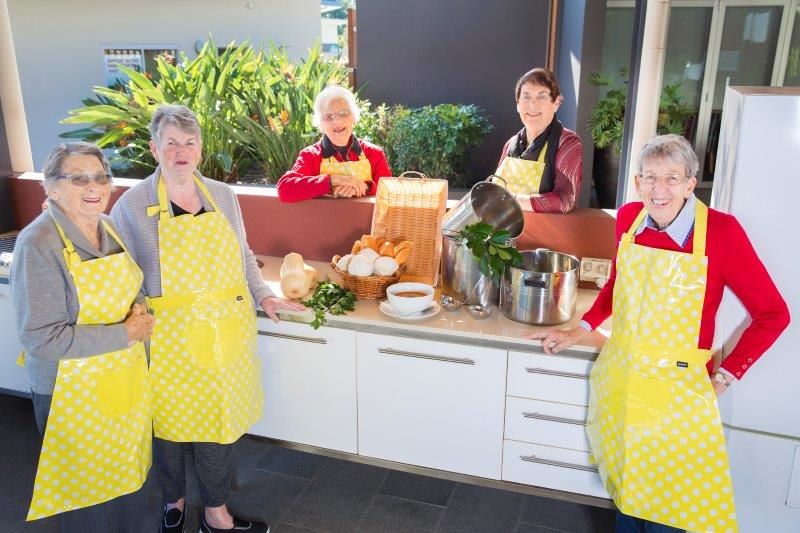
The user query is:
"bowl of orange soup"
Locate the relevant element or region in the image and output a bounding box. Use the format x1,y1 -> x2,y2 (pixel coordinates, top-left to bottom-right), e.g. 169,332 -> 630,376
386,282 -> 435,315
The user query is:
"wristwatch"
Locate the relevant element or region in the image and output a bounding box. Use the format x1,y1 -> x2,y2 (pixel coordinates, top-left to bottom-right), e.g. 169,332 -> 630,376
713,372 -> 731,387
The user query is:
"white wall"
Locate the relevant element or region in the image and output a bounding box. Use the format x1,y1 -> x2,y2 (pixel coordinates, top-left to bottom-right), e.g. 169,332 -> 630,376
6,0 -> 320,168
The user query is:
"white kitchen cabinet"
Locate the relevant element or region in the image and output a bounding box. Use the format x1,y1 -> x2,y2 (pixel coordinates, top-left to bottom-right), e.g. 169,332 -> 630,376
503,440 -> 609,499
0,283 -> 29,395
357,332 -> 506,479
250,318 -> 358,454
507,351 -> 593,406
505,397 -> 590,453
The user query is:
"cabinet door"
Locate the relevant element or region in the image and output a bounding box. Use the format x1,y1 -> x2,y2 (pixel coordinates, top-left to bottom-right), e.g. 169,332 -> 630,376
250,319 -> 357,453
0,284 -> 28,394
357,332 -> 506,479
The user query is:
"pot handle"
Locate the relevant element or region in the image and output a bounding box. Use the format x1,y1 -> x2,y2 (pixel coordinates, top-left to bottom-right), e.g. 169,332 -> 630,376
486,174 -> 509,189
399,171 -> 429,180
523,278 -> 547,289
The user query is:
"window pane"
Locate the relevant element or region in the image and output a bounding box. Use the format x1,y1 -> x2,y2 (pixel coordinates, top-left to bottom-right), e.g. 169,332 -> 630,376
600,8 -> 634,97
663,7 -> 713,144
785,10 -> 800,86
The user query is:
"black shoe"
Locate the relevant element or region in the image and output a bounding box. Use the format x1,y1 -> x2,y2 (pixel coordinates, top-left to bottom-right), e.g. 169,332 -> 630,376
199,514 -> 269,533
161,505 -> 185,533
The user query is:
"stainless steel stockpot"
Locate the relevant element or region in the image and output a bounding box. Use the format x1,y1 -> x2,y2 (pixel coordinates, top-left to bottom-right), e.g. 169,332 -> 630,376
440,175 -> 524,238
500,249 -> 579,325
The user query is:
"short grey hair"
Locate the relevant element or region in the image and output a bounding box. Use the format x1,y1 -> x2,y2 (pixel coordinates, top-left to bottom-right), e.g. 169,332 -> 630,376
41,142 -> 111,193
149,104 -> 202,145
637,134 -> 699,178
312,85 -> 360,129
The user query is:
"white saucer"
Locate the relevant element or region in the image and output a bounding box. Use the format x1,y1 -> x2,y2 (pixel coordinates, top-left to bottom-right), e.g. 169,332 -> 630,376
379,301 -> 441,320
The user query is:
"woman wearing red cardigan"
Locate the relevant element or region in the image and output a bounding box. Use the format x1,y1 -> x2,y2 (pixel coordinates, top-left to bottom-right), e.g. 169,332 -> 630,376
496,67 -> 583,213
530,135 -> 789,533
277,85 -> 391,203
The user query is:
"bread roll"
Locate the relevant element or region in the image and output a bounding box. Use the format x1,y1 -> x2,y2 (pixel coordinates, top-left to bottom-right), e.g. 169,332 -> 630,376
361,234 -> 380,252
373,256 -> 399,276
378,241 -> 396,257
348,255 -> 374,276
351,240 -> 363,255
394,240 -> 413,253
394,248 -> 410,265
358,248 -> 380,263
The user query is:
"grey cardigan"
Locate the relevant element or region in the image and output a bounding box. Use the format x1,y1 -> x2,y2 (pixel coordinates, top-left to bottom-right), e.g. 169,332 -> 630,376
10,201 -> 136,394
110,170 -> 274,305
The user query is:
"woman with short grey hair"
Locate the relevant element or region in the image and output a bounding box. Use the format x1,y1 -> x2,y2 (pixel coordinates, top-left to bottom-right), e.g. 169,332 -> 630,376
529,134 -> 789,532
111,103 -> 304,533
277,84 -> 391,202
11,141 -> 154,532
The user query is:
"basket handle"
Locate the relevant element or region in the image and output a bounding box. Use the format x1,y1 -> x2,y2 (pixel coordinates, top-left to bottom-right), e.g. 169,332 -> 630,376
486,174 -> 509,189
398,171 -> 429,180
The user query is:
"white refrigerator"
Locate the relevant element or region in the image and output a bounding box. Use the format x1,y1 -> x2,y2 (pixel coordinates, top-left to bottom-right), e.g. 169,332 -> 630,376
712,86 -> 800,532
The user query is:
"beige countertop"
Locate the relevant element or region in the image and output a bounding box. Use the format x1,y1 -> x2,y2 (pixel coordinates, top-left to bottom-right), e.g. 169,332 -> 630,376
257,256 -> 611,360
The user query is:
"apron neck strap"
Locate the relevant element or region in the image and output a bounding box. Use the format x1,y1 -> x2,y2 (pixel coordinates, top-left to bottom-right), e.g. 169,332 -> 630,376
101,220 -> 131,255
622,200 -> 709,256
48,210 -> 81,268
153,174 -> 220,220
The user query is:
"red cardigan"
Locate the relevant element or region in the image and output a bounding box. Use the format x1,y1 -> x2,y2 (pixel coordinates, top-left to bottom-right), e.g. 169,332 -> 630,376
277,137 -> 392,203
498,128 -> 583,213
582,202 -> 790,380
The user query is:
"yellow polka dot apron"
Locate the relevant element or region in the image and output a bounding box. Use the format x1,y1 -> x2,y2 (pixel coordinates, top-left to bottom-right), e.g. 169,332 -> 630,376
146,175 -> 262,444
495,142 -> 547,195
320,154 -> 373,183
27,216 -> 151,521
586,201 -> 738,532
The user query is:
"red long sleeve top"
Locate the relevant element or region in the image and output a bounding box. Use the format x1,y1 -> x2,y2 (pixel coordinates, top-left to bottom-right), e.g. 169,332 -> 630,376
498,128 -> 583,213
582,201 -> 790,380
276,136 -> 392,203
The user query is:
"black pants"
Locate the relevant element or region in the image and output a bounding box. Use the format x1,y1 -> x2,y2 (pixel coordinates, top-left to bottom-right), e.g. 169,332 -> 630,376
31,392 -> 148,533
154,437 -> 236,507
615,510 -> 685,533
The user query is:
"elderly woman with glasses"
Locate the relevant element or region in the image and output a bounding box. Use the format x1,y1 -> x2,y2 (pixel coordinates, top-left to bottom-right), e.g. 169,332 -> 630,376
11,142 -> 154,531
529,134 -> 789,533
277,85 -> 392,202
495,67 -> 583,213
111,104 -> 304,533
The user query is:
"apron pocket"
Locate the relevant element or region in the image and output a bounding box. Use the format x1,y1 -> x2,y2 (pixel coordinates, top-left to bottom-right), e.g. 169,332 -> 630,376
96,354 -> 145,419
187,317 -> 240,369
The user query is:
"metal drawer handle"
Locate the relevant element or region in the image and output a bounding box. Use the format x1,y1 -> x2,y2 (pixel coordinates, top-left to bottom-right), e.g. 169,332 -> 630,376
520,454 -> 598,472
257,330 -> 327,344
378,348 -> 475,365
525,367 -> 589,380
523,411 -> 586,426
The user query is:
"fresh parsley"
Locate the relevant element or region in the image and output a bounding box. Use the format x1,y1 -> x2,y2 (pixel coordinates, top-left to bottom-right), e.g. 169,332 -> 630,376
306,279 -> 357,329
457,221 -> 523,282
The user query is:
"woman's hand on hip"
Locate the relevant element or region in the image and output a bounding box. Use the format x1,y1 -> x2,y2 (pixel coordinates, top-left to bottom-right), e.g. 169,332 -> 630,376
261,296 -> 308,323
125,304 -> 155,345
330,174 -> 368,196
527,326 -> 585,355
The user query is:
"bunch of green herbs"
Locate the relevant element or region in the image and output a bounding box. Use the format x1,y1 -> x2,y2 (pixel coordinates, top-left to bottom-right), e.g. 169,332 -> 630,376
457,222 -> 523,282
306,280 -> 356,329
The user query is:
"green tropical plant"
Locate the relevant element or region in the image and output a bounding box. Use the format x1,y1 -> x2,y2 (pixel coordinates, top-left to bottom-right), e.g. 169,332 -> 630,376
587,70 -> 694,155
61,38 -> 349,182
357,102 -> 491,187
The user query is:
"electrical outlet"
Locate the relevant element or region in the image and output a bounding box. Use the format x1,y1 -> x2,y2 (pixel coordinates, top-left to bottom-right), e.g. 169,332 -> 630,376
579,257 -> 612,282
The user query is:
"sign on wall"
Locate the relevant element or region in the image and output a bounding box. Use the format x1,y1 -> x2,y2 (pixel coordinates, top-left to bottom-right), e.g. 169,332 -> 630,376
102,45 -> 178,88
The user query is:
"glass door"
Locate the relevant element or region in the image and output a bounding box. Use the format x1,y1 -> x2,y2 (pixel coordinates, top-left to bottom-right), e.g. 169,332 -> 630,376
784,6 -> 800,84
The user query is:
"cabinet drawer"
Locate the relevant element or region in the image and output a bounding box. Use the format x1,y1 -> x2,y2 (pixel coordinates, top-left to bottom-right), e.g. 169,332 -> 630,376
502,440 -> 609,499
505,397 -> 590,452
251,319 -> 358,453
357,332 -> 506,479
507,351 -> 593,406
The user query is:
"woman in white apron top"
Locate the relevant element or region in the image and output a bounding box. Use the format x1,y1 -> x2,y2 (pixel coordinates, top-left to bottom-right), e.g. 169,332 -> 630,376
529,135 -> 789,533
495,67 -> 583,213
11,142 -> 155,532
111,105 -> 305,533
277,85 -> 392,203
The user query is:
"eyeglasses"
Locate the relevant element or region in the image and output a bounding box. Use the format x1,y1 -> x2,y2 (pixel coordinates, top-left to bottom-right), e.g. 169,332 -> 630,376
59,173 -> 112,187
638,173 -> 688,187
519,93 -> 552,105
321,109 -> 352,122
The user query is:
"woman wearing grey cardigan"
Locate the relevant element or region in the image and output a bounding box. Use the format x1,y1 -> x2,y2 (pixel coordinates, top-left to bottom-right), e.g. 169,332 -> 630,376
111,104 -> 304,533
11,142 -> 154,532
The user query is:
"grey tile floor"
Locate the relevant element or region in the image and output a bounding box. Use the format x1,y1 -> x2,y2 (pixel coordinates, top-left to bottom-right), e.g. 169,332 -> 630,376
0,393 -> 616,532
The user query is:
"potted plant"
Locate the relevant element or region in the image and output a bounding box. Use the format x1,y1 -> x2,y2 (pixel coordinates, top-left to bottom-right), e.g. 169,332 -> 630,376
587,70 -> 693,208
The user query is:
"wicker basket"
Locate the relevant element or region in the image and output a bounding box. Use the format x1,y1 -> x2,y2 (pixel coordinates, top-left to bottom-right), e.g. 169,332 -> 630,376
330,262 -> 404,300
